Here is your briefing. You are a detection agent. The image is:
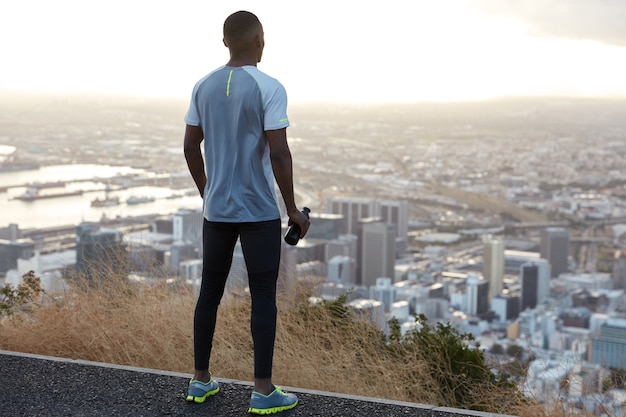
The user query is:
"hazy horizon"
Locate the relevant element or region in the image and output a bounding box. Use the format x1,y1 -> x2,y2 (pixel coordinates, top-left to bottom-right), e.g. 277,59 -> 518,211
3,88 -> 626,107
2,1 -> 626,103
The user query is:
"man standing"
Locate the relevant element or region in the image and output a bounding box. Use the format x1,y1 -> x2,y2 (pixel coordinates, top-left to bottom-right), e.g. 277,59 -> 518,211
183,10 -> 309,414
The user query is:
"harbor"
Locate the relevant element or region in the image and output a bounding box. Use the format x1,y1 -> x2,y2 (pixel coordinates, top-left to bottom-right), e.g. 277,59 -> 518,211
0,164 -> 201,230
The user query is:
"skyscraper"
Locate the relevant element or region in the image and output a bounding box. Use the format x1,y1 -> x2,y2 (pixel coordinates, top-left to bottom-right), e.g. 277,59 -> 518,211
375,199 -> 408,239
612,251 -> 626,290
76,222 -> 125,279
360,221 -> 396,288
482,235 -> 504,303
520,260 -> 551,311
491,294 -> 520,323
325,234 -> 357,263
327,196 -> 376,236
306,212 -> 344,240
376,199 -> 409,256
466,274 -> 489,316
540,227 -> 569,277
591,317 -> 626,371
173,208 -> 203,245
0,239 -> 34,276
369,277 -> 396,312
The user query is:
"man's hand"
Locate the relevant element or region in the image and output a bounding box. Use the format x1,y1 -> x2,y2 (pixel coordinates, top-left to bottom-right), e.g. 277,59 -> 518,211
288,208 -> 310,239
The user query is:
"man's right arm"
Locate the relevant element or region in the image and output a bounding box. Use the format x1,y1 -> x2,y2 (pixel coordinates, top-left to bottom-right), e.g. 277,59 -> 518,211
183,124 -> 206,198
266,128 -> 310,238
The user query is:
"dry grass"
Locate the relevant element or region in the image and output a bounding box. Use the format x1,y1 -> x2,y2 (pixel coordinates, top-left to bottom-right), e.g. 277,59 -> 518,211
0,269 -> 612,416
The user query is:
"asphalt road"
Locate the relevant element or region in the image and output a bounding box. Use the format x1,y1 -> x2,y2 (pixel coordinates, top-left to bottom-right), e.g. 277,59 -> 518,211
0,351 -> 515,417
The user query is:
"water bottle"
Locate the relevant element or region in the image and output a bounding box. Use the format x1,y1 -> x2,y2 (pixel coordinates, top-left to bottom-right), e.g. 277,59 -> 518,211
284,207 -> 310,245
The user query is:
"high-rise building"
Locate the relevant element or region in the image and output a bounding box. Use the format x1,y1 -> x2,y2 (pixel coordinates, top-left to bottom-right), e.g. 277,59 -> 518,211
168,241 -> 198,274
328,197 -> 409,251
520,260 -> 551,311
591,317 -> 626,370
180,259 -> 203,286
226,239 -> 248,292
482,235 -> 504,302
327,197 -> 376,236
325,234 -> 357,263
369,277 -> 396,312
306,213 -> 344,240
173,208 -> 203,241
76,222 -> 125,279
612,251 -> 626,290
292,240 -> 326,264
279,244 -> 298,293
0,223 -> 21,241
540,227 -> 569,277
466,274 -> 489,316
356,217 -> 382,285
375,200 -> 408,239
348,298 -> 386,329
360,221 -> 396,288
0,239 -> 34,276
389,300 -> 410,322
491,294 -> 520,322
327,255 -> 355,284
520,263 -> 538,312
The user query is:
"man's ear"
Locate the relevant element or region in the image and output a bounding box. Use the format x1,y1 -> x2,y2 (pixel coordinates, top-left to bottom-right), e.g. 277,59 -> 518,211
223,38 -> 229,47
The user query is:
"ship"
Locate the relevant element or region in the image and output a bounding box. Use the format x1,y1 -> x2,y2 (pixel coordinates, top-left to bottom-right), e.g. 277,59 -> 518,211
91,196 -> 121,207
15,187 -> 83,201
27,181 -> 66,189
126,195 -> 155,205
0,162 -> 41,172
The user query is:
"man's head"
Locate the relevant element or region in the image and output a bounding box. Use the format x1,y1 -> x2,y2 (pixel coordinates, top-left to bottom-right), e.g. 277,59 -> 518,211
223,11 -> 264,63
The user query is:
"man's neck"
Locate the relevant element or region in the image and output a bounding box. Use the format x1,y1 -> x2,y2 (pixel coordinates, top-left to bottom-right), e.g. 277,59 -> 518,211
226,52 -> 258,67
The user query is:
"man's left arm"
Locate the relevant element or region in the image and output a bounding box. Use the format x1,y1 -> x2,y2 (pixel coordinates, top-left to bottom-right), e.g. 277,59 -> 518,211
267,128 -> 309,238
183,124 -> 206,198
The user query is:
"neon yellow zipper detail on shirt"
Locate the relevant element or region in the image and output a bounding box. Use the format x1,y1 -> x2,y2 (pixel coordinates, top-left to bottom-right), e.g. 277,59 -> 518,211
226,70 -> 233,96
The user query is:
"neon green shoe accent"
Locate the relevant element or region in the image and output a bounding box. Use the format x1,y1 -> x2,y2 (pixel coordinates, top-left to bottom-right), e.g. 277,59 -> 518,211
248,400 -> 298,415
248,386 -> 298,414
186,378 -> 220,403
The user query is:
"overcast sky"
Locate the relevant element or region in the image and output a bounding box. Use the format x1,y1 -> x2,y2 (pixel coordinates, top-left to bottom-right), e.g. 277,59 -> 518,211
1,0 -> 625,103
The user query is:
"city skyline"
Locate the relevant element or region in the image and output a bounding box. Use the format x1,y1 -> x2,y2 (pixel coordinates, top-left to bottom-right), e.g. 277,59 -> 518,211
1,91 -> 626,414
1,1 -> 626,102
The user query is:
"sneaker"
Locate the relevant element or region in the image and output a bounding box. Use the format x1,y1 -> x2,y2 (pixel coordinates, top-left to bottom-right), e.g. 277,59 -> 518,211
248,386 -> 298,415
186,378 -> 220,403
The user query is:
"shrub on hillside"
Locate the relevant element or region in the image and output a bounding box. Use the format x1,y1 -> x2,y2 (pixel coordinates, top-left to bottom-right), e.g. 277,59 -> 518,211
0,271 -> 43,317
387,314 -> 520,412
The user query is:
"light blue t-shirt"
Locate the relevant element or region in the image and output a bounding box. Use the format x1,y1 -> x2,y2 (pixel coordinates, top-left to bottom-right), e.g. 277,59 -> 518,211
185,66 -> 290,222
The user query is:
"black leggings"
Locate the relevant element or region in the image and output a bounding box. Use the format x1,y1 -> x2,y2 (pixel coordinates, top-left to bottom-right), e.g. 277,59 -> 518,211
194,219 -> 281,379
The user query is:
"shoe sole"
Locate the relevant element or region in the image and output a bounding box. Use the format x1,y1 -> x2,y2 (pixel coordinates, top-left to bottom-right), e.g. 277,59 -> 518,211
186,386 -> 220,403
248,399 -> 298,415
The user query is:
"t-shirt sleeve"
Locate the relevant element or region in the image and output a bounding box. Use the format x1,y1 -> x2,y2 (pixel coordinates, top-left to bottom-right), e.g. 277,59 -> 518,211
184,84 -> 201,126
263,83 -> 290,131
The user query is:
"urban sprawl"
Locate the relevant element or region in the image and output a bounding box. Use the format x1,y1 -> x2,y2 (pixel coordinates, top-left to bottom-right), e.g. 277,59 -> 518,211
1,96 -> 626,415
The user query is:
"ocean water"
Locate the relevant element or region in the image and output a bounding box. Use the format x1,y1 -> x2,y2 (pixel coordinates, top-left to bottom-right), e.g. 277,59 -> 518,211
0,164 -> 202,230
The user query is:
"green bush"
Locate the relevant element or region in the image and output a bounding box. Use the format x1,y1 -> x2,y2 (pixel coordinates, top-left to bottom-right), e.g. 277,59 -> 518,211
506,344 -> 525,358
387,314 -> 517,411
0,271 -> 43,317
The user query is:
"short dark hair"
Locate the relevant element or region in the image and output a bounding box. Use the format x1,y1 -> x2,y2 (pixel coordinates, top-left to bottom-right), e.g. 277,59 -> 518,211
223,11 -> 261,49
